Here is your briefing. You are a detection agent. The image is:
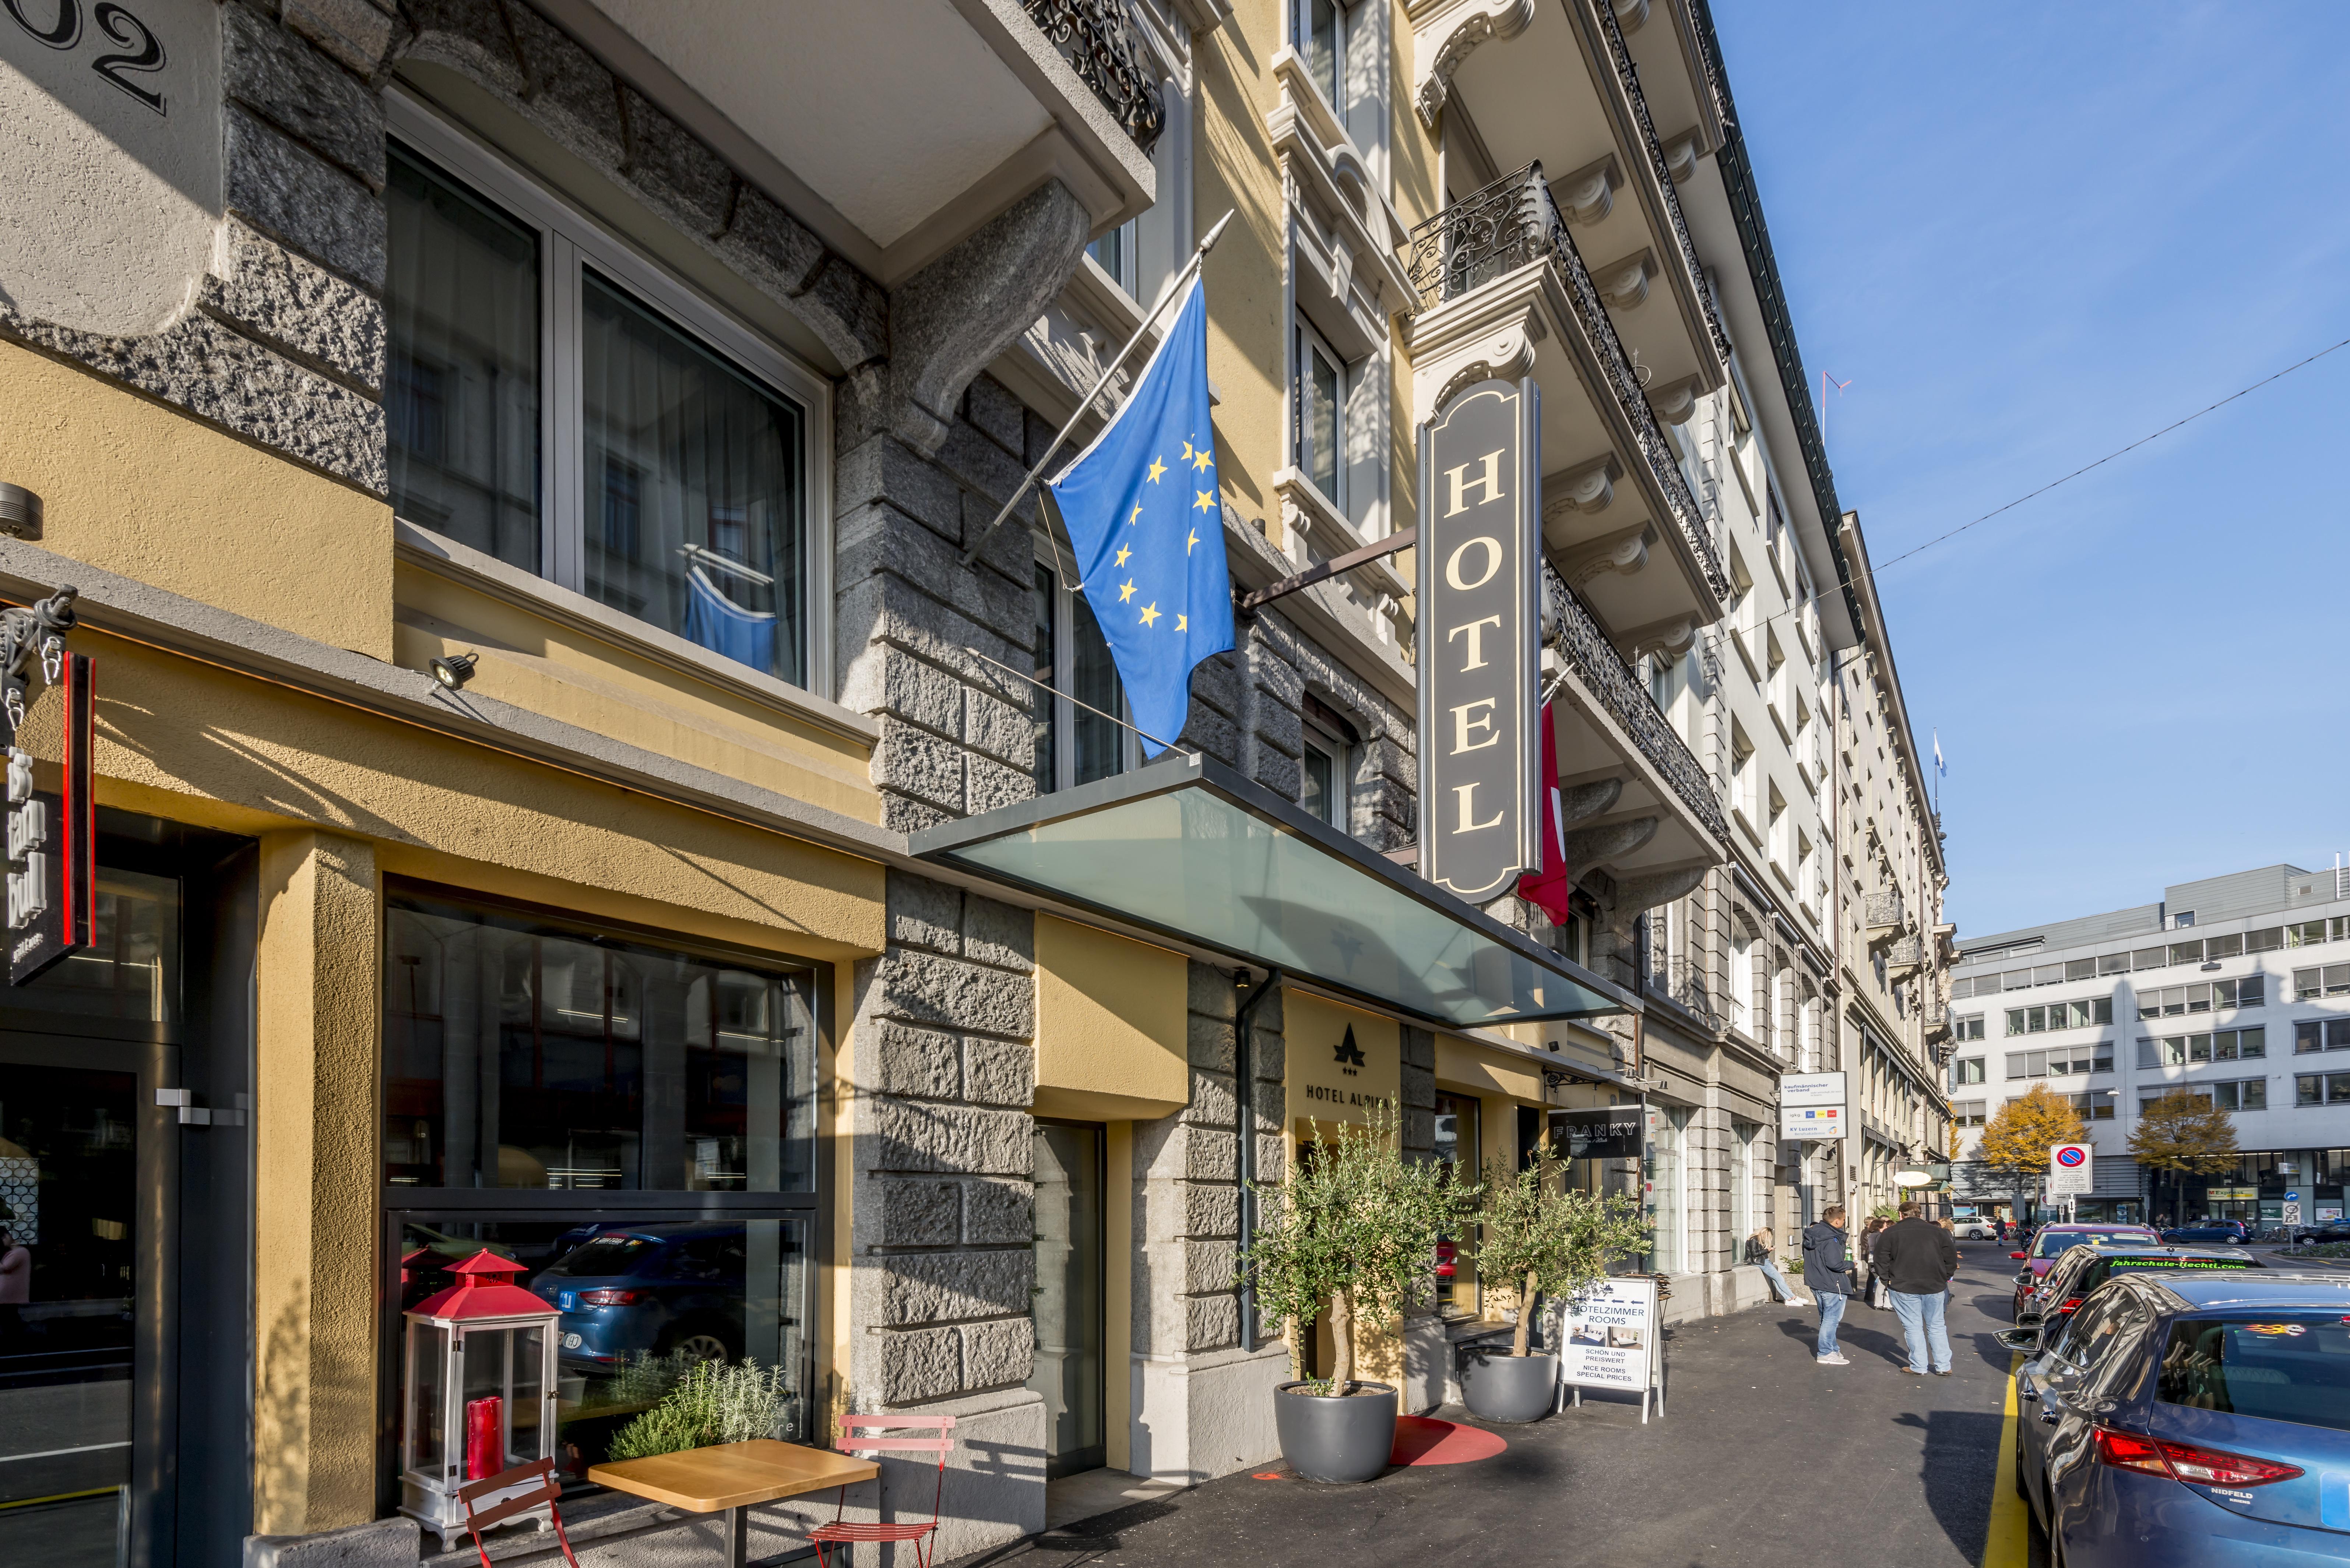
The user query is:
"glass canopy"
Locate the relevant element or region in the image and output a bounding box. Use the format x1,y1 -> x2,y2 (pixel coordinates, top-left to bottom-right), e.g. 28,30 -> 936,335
910,753 -> 1633,1028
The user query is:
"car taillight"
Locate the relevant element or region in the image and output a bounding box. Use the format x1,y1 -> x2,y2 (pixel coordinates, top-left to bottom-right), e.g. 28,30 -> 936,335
2057,1298 -> 2082,1314
577,1289 -> 640,1306
2094,1427 -> 2302,1487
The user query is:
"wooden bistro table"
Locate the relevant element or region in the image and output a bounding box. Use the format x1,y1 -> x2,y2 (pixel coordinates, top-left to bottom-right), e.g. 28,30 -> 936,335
589,1439 -> 879,1568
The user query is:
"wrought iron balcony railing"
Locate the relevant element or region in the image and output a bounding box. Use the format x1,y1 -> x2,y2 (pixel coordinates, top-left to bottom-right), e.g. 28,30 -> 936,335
1865,890 -> 1907,932
1404,166 -> 1730,602
1593,0 -> 1731,367
1544,566 -> 1731,849
1023,0 -> 1165,153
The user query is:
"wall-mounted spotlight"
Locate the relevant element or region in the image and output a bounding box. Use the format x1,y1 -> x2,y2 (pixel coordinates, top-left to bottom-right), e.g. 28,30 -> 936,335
0,483 -> 43,541
429,651 -> 478,691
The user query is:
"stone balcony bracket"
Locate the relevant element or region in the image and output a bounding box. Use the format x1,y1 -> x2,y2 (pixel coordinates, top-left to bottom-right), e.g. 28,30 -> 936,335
1610,0 -> 1651,31
1555,523 -> 1652,589
1554,154 -> 1624,228
1650,373 -> 1704,425
1618,613 -> 1697,665
1592,248 -> 1659,310
1545,452 -> 1626,518
1661,129 -> 1706,186
1408,0 -> 1539,127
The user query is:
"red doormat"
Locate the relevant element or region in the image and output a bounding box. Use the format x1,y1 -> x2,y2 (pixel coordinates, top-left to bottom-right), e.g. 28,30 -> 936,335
1389,1415 -> 1508,1466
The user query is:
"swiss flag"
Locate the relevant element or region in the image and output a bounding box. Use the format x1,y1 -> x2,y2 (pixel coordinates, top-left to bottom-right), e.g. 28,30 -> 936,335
1516,700 -> 1574,925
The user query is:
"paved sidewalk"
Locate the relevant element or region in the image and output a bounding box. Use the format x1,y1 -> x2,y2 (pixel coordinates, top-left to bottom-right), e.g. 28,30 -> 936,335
959,1255 -> 2033,1568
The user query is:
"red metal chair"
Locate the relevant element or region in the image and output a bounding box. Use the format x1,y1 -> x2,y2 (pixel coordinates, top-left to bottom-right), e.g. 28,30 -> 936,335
808,1414 -> 958,1568
458,1458 -> 580,1568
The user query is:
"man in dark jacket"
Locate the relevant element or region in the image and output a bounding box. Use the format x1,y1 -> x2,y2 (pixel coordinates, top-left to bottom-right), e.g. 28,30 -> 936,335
1800,1206 -> 1853,1366
1876,1202 -> 1962,1375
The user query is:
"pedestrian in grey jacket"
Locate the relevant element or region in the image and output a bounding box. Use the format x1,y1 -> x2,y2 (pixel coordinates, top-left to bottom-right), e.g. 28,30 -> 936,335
1801,1208 -> 1853,1365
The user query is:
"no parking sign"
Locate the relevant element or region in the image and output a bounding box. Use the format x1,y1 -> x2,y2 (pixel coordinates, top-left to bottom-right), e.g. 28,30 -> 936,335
2049,1143 -> 2094,1196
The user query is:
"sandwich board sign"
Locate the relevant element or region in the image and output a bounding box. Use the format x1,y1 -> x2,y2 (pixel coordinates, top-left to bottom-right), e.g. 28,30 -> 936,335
2049,1144 -> 2094,1197
1556,1275 -> 1664,1423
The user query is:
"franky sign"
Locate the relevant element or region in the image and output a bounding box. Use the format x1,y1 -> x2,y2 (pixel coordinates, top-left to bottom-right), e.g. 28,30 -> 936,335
1416,378 -> 1540,902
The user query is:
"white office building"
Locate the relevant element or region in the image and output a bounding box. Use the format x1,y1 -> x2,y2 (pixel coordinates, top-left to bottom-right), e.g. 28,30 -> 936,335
1948,863 -> 2350,1227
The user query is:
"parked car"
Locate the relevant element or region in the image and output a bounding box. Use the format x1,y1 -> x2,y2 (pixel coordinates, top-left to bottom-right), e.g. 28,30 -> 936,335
2008,1270 -> 2350,1566
2290,1222 -> 2350,1247
1955,1219 -> 1999,1240
530,1222 -> 750,1371
2010,1225 -> 2163,1319
2161,1224 -> 2251,1245
2017,1244 -> 2264,1325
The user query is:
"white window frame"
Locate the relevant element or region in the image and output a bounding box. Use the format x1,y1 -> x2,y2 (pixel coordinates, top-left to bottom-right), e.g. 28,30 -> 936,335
1294,0 -> 1354,110
1032,548 -> 1141,793
1300,714 -> 1351,831
386,92 -> 835,697
1292,313 -> 1349,514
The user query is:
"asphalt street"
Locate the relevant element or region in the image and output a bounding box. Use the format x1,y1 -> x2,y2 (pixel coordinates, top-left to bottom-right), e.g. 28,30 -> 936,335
956,1250 -> 2038,1568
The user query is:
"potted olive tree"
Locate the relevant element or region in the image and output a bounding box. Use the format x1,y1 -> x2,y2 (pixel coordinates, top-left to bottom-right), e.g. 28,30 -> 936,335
1240,1103 -> 1474,1482
1459,1146 -> 1648,1423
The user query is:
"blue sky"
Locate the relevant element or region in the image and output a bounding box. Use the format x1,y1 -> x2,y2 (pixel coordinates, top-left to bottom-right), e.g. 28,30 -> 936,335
1711,3 -> 2350,939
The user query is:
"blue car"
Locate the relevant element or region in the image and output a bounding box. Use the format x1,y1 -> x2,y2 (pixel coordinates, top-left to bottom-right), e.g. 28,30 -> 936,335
2011,1270 -> 2350,1565
532,1223 -> 747,1370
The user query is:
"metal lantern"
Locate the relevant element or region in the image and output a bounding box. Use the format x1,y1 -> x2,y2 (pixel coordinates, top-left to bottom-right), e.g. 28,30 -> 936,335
400,1250 -> 561,1546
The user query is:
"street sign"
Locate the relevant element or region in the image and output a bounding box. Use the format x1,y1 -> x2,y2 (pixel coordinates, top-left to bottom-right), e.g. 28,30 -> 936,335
2048,1143 -> 2094,1196
1416,378 -> 1540,902
1779,1072 -> 1846,1141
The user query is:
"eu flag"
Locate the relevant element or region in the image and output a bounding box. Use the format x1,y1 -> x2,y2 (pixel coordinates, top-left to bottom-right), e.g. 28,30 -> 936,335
1046,276 -> 1233,753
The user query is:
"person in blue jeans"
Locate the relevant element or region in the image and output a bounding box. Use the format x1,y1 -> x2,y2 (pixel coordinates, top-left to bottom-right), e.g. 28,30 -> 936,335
1876,1201 -> 1961,1375
1801,1206 -> 1853,1365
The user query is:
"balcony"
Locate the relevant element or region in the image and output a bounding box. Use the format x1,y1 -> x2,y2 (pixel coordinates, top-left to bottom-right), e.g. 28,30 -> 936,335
1865,889 -> 1907,938
1537,567 -> 1730,896
545,0 -> 1159,287
1407,0 -> 1725,408
1887,934 -> 1923,981
1403,165 -> 1728,659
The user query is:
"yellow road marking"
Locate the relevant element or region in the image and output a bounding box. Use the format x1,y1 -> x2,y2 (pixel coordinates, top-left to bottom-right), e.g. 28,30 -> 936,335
1983,1353 -> 2030,1568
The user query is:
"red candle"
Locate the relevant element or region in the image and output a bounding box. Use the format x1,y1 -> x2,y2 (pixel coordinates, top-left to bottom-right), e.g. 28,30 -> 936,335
465,1395 -> 504,1480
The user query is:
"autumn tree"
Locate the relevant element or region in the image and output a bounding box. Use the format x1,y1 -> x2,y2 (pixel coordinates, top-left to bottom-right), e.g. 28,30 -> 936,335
1977,1085 -> 2090,1219
2129,1089 -> 2241,1226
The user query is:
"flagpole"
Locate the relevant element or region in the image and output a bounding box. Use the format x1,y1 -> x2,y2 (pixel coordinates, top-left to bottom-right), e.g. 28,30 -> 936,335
960,209 -> 1236,570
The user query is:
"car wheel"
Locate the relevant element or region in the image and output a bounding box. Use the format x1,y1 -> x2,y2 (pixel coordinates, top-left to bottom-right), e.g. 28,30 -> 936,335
662,1329 -> 736,1364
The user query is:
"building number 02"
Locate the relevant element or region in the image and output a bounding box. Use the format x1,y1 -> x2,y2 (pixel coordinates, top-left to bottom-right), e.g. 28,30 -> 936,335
4,0 -> 168,114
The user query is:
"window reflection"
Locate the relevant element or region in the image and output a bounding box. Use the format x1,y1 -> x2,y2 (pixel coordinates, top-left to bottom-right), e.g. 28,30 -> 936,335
18,871 -> 177,1025
398,1219 -> 810,1483
384,893 -> 815,1192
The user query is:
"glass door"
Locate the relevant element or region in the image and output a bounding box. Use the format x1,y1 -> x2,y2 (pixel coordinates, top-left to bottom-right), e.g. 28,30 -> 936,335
0,1056 -> 143,1568
1027,1123 -> 1104,1479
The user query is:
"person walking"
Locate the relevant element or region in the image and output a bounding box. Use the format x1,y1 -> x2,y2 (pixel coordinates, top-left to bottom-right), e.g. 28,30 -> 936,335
1877,1201 -> 1961,1376
1801,1206 -> 1854,1366
1745,1225 -> 1809,1306
1859,1215 -> 1890,1309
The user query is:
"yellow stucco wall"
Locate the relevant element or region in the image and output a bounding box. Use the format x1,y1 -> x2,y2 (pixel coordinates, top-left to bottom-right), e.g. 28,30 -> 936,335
0,342 -> 394,658
394,563 -> 880,825
1195,3 -> 1288,547
1033,915 -> 1188,1120
252,831 -> 382,1534
1284,991 -> 1400,1134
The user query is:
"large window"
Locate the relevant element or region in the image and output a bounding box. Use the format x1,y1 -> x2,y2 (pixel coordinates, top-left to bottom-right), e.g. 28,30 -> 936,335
1292,317 -> 1347,508
1032,562 -> 1134,792
1431,1092 -> 1480,1314
2294,1018 -> 2350,1054
2139,1028 -> 2266,1068
2137,978 -> 2265,1019
2143,1079 -> 2265,1113
2294,964 -> 2350,1000
386,103 -> 825,690
2006,997 -> 2115,1035
2005,1046 -> 2112,1080
1952,1057 -> 1985,1086
2297,1072 -> 2350,1107
381,886 -> 824,1492
1297,0 -> 1354,109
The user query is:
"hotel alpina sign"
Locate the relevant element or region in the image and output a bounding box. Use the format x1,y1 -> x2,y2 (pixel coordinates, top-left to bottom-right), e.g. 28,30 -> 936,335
1416,379 -> 1541,902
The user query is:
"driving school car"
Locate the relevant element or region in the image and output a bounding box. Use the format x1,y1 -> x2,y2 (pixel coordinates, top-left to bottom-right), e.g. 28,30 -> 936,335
2019,1244 -> 2265,1325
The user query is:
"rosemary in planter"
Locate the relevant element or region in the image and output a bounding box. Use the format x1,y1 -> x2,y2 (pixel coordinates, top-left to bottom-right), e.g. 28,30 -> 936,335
606,1358 -> 796,1461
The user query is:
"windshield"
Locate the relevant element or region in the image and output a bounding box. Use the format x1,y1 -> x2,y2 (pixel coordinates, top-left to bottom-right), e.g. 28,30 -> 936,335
2035,1229 -> 2153,1259
2159,1316 -> 2350,1433
541,1235 -> 659,1278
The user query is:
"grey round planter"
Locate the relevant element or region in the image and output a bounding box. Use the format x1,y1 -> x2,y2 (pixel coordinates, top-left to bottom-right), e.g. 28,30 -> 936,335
1460,1349 -> 1559,1424
1273,1380 -> 1397,1483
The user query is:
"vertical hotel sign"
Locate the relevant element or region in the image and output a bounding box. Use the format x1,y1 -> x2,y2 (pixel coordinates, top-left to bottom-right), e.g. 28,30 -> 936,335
1417,379 -> 1540,901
